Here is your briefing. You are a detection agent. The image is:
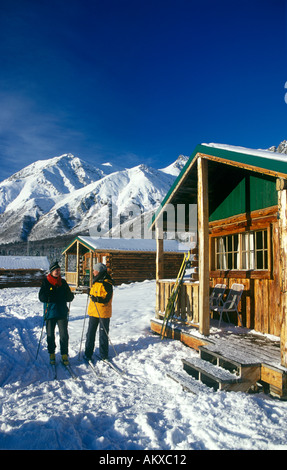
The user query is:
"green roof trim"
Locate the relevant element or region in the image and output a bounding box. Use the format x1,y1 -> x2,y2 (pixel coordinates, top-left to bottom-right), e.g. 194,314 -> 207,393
199,144 -> 287,175
62,236 -> 95,254
149,144 -> 202,230
149,143 -> 287,229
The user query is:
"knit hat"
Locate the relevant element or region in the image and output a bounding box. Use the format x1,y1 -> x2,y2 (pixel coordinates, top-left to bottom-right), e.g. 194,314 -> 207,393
49,260 -> 61,273
93,263 -> 107,273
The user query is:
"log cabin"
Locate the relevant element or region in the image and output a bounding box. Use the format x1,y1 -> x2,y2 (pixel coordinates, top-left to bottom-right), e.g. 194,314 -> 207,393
62,235 -> 185,288
0,256 -> 49,288
149,143 -> 287,398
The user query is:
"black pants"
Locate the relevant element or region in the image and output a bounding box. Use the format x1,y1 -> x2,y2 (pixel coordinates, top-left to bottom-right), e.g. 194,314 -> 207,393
46,318 -> 69,355
85,316 -> 110,359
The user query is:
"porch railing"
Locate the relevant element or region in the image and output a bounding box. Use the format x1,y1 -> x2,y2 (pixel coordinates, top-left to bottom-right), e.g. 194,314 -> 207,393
66,272 -> 77,286
65,271 -> 90,288
156,279 -> 199,323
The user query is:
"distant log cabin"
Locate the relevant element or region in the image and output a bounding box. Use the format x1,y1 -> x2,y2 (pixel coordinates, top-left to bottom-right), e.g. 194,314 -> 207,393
0,256 -> 49,288
62,236 -> 185,288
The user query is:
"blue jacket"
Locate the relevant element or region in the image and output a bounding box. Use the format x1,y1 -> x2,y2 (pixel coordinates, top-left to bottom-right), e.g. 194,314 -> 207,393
39,276 -> 74,320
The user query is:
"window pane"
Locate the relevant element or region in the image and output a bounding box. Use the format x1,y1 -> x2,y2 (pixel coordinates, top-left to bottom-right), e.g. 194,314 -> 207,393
228,236 -> 233,252
264,230 -> 267,248
257,250 -> 263,269
255,230 -> 268,270
234,252 -> 238,269
217,237 -> 225,253
249,233 -> 255,269
242,250 -> 248,269
233,233 -> 238,250
256,231 -> 263,250
218,252 -> 226,269
242,233 -> 248,251
217,253 -> 222,269
249,232 -> 254,251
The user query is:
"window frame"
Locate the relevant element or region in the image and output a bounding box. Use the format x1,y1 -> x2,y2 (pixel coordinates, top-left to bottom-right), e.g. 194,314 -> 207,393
213,227 -> 271,273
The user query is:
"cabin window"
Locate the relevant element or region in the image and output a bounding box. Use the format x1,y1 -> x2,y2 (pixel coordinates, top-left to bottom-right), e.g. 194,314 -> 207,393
215,234 -> 239,270
215,229 -> 269,271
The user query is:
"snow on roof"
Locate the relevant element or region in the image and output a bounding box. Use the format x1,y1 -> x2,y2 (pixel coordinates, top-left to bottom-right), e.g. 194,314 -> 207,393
203,143 -> 287,164
0,256 -> 49,270
78,236 -> 187,252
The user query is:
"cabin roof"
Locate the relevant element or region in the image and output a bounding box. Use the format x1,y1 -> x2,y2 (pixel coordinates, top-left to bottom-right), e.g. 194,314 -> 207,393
63,235 -> 186,255
0,256 -> 49,271
150,143 -> 287,230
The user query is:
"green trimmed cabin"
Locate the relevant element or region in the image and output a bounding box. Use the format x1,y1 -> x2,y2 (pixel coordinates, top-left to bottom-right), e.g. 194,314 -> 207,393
150,143 -> 287,398
62,235 -> 184,288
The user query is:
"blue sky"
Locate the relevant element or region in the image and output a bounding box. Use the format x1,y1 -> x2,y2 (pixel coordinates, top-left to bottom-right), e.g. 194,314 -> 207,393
0,0 -> 286,180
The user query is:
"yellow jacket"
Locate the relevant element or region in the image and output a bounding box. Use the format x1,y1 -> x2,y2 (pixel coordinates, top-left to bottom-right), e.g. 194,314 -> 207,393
88,277 -> 113,318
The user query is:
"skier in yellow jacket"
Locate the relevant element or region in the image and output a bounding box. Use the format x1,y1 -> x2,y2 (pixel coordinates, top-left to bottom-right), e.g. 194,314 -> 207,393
84,263 -> 114,361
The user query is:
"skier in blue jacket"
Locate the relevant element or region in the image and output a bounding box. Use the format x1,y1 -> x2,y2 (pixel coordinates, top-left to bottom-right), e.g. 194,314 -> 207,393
39,261 -> 74,365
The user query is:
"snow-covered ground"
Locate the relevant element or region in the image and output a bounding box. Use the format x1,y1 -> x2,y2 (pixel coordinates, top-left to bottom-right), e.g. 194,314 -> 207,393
0,280 -> 287,450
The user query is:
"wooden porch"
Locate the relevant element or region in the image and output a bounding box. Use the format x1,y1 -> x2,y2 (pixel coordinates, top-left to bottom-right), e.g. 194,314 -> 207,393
151,315 -> 287,399
151,274 -> 287,398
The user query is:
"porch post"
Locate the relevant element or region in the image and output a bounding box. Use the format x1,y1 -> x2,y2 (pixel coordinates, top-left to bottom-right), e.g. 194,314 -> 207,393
197,157 -> 210,336
64,252 -> 68,275
277,178 -> 287,367
156,223 -> 164,281
76,241 -> 80,288
155,223 -> 164,318
89,250 -> 93,288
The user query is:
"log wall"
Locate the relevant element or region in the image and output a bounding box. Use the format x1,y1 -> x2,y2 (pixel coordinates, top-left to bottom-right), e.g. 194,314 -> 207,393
0,269 -> 46,288
209,207 -> 281,336
82,251 -> 184,286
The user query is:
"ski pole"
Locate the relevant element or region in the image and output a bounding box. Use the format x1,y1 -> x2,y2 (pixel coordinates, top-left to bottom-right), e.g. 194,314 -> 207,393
36,316 -> 45,360
78,294 -> 90,360
160,250 -> 191,339
36,302 -> 48,360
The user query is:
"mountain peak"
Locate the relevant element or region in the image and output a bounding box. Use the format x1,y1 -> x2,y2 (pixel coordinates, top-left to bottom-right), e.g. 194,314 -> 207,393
0,153 -> 184,244
160,154 -> 189,176
268,140 -> 287,154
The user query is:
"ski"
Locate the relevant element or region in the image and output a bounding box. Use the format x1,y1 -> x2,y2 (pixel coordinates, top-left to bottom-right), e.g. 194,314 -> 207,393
160,250 -> 192,339
50,363 -> 57,380
84,357 -> 103,379
61,361 -> 78,381
95,354 -> 125,376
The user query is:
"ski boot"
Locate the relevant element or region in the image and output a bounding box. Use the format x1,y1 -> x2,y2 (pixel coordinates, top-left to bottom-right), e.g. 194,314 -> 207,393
50,353 -> 56,365
61,354 -> 69,366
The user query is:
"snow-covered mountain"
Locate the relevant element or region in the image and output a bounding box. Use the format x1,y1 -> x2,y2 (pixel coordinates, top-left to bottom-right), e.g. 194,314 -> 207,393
0,153 -> 188,244
268,140 -> 287,154
3,139 -> 285,245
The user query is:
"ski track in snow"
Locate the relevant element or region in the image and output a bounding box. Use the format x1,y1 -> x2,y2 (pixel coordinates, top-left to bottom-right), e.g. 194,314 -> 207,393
0,281 -> 287,450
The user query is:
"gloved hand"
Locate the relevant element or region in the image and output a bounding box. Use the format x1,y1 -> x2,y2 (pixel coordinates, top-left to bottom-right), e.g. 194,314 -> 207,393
90,295 -> 98,303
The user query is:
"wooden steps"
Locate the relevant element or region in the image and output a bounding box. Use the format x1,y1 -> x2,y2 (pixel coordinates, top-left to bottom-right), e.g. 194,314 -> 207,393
167,370 -> 212,395
169,345 -> 261,393
152,317 -> 287,398
182,357 -> 242,391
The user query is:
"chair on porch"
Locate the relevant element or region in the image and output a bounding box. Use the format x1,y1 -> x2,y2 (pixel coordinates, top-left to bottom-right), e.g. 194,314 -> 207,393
210,283 -> 244,327
209,284 -> 226,310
